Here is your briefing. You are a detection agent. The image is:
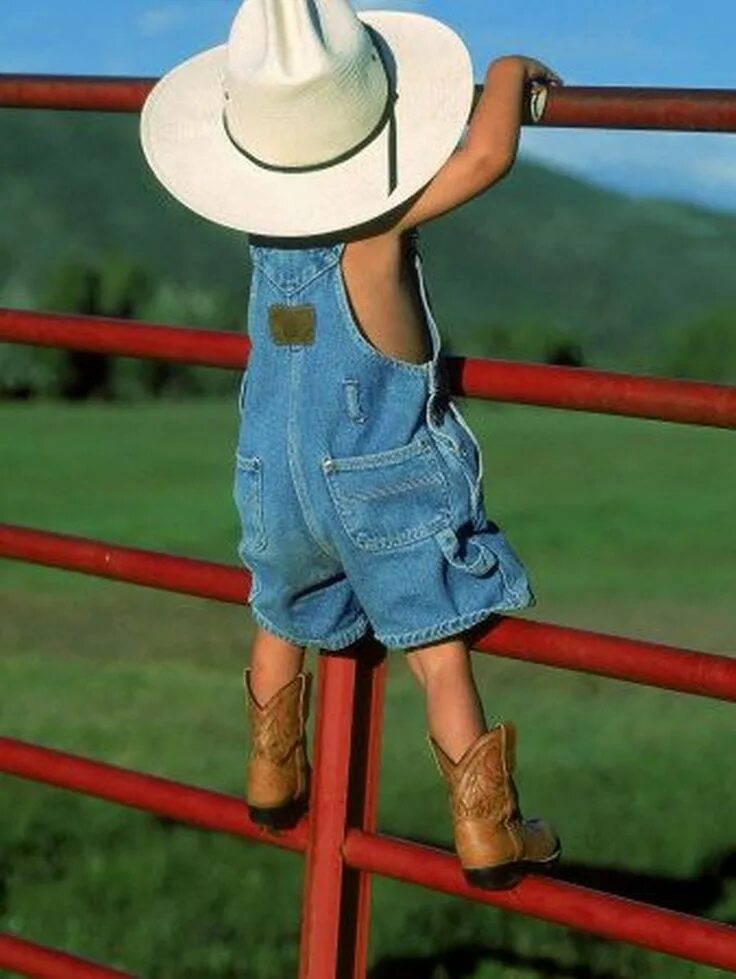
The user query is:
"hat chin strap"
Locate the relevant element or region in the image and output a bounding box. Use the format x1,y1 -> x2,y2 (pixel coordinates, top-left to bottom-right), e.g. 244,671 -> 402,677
222,88 -> 398,198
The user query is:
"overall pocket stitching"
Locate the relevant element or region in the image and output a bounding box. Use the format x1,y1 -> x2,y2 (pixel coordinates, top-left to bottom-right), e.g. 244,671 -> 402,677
251,246 -> 341,297
429,408 -> 483,518
341,471 -> 444,504
234,453 -> 267,552
323,431 -> 434,472
237,368 -> 249,415
322,435 -> 453,551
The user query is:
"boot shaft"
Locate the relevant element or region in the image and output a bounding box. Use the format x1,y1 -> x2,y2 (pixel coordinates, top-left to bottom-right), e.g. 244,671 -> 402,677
244,668 -> 312,764
244,669 -> 312,812
428,721 -> 520,824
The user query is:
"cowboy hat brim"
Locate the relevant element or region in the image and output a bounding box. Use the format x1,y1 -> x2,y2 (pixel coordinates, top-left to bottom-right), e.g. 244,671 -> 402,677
140,11 -> 474,237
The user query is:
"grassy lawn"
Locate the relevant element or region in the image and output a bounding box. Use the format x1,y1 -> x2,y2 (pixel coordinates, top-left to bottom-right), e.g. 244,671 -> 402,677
1,398 -> 735,978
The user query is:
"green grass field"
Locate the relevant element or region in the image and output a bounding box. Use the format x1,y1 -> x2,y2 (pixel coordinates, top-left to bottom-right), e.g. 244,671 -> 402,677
1,398 -> 735,979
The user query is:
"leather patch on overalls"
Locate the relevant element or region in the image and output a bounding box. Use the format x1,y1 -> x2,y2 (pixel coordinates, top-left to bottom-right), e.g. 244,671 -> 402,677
269,305 -> 315,345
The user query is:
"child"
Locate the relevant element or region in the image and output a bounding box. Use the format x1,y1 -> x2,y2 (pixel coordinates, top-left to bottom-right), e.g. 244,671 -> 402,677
141,0 -> 563,890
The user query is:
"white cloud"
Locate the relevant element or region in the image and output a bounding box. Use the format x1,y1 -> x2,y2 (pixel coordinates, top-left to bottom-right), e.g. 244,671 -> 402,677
138,4 -> 195,37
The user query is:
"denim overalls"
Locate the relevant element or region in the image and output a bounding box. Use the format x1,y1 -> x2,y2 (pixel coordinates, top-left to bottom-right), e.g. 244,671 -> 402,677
233,235 -> 535,651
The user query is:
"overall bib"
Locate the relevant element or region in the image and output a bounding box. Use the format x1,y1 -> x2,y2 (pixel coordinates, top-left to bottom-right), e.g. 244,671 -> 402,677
233,236 -> 535,650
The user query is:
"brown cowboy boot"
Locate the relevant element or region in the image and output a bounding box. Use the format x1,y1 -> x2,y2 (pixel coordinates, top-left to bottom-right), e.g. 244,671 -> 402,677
244,668 -> 312,830
429,720 -> 561,889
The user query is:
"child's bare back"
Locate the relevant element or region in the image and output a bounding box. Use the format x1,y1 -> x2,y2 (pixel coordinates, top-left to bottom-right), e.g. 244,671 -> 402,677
342,230 -> 432,366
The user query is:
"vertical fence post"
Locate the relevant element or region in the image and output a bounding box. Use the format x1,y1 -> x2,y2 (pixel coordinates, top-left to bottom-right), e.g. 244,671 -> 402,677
298,634 -> 387,979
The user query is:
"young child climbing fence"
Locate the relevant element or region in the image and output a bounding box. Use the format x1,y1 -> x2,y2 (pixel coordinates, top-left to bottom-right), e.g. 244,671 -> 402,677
139,0 -> 564,890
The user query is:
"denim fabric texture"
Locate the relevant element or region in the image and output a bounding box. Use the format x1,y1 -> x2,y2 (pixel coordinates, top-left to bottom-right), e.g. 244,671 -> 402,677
233,236 -> 535,651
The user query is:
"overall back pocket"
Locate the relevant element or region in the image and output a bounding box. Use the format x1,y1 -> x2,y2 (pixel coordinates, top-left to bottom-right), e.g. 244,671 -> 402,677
321,433 -> 452,551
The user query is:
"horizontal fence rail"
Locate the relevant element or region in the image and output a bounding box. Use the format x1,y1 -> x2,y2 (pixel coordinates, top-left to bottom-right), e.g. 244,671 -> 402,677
0,307 -> 246,369
2,522 -> 735,702
518,85 -> 736,132
0,75 -> 154,112
3,308 -> 736,428
0,934 -> 138,979
0,738 -> 306,853
343,832 -> 736,973
2,75 -> 736,133
2,738 -> 736,975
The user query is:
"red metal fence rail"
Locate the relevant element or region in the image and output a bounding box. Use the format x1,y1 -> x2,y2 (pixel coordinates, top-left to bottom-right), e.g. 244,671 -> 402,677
2,523 -> 736,703
2,75 -> 736,132
1,73 -> 736,979
3,307 -> 736,427
0,934 -> 137,979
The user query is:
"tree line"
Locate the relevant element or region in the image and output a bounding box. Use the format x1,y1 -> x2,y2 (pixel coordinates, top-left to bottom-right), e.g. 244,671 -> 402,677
1,255 -> 735,400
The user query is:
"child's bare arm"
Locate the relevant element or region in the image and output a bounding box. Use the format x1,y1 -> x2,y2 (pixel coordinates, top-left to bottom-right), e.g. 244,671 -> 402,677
395,55 -> 562,230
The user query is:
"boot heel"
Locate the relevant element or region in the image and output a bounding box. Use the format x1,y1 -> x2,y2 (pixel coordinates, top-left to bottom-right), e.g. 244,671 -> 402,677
464,839 -> 562,891
465,862 -> 527,890
248,794 -> 308,831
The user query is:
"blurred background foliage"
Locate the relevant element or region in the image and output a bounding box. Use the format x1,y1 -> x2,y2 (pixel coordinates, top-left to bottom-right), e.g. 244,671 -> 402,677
2,110 -> 736,400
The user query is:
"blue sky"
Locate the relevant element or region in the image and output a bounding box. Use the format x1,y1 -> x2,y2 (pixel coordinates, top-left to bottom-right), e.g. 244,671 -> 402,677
2,0 -> 735,214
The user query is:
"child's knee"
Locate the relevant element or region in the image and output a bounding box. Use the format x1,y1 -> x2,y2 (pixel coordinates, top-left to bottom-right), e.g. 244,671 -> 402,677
408,637 -> 470,682
404,650 -> 427,687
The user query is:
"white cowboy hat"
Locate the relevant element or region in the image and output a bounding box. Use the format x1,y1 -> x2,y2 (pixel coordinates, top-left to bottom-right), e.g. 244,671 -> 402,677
140,0 -> 474,237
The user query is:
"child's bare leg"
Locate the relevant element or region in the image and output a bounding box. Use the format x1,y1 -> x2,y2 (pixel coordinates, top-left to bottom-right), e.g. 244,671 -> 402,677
409,636 -> 561,884
405,637 -> 488,762
248,625 -> 305,704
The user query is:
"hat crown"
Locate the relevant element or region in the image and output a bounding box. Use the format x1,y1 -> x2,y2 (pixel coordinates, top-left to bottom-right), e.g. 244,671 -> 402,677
234,0 -> 362,80
224,0 -> 390,168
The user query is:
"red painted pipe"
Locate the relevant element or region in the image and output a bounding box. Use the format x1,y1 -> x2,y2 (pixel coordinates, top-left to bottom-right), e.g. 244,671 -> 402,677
347,649 -> 387,976
0,934 -> 136,979
0,307 -> 249,370
0,75 -> 154,112
0,738 -> 307,854
474,616 -> 736,701
297,644 -> 386,979
474,83 -> 736,131
343,831 -> 736,973
457,356 -> 736,428
0,523 -> 250,604
529,85 -> 736,133
2,308 -> 735,428
2,523 -> 735,702
2,75 -> 736,133
299,655 -> 360,979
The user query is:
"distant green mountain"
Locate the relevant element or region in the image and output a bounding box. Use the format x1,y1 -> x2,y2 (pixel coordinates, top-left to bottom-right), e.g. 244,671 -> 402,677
2,109 -> 736,375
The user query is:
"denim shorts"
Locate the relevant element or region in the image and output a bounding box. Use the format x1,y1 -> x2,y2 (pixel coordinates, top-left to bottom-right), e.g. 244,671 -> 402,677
232,239 -> 535,651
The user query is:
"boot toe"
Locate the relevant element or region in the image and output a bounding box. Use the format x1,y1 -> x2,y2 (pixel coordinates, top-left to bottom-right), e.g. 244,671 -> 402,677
521,818 -> 562,863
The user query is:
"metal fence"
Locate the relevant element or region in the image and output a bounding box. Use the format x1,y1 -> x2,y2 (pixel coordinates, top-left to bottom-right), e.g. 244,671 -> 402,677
1,75 -> 735,979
